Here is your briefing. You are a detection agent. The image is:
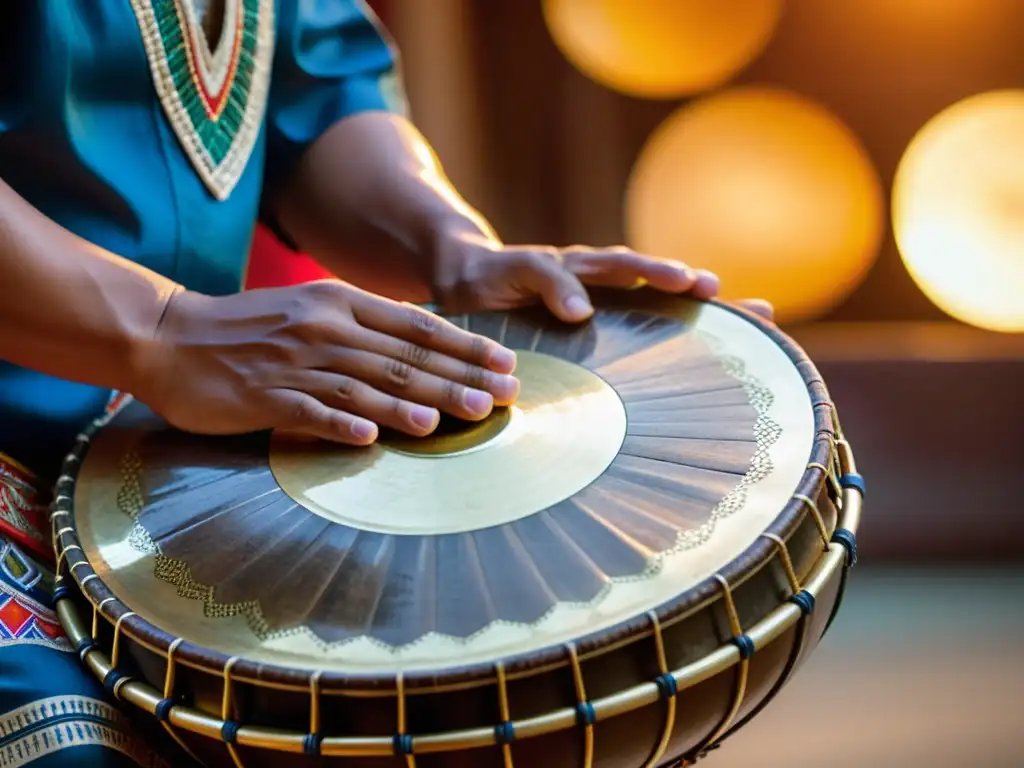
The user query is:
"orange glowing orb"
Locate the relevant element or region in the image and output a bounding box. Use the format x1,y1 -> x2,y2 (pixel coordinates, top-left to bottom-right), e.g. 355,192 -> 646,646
625,87 -> 885,324
893,90 -> 1024,333
542,0 -> 783,99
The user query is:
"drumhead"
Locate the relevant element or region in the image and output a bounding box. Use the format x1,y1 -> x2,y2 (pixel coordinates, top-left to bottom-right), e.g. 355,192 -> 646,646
69,297 -> 817,675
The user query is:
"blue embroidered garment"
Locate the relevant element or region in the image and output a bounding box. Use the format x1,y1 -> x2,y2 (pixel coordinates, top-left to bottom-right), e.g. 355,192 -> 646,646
0,1 -> 404,765
0,0 -> 404,481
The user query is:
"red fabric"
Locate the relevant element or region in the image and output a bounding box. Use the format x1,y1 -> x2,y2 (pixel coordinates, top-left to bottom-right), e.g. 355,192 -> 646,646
245,0 -> 391,290
245,226 -> 332,289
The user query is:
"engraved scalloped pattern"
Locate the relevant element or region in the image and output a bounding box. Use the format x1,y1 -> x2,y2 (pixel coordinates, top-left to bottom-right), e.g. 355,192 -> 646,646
111,330 -> 782,652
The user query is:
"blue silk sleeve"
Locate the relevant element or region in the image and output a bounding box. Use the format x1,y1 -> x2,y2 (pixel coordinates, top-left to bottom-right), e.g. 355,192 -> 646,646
262,0 -> 408,239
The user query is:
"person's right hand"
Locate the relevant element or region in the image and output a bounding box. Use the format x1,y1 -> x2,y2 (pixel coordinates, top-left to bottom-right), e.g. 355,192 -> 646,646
132,280 -> 520,446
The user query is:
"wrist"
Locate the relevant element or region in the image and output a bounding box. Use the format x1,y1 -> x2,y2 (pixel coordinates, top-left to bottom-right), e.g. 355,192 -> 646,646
123,281 -> 186,403
424,209 -> 501,299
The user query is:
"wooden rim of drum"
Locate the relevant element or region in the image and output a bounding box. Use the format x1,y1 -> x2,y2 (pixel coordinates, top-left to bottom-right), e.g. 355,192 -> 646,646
52,295 -> 836,694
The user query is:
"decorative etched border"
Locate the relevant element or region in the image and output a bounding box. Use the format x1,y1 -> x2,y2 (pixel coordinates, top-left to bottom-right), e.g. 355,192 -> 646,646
104,330 -> 780,654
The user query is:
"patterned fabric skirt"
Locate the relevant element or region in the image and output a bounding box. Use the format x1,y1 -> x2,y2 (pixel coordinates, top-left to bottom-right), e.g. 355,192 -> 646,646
0,396 -> 193,767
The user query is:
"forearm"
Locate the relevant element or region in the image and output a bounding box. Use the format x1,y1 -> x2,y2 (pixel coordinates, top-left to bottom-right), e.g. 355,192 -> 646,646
0,178 -> 180,391
272,111 -> 496,300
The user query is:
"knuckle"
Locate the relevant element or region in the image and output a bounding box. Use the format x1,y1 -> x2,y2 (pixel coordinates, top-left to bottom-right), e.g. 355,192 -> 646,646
289,398 -> 318,426
407,306 -> 440,337
334,376 -> 356,401
525,249 -> 555,269
282,294 -> 316,325
387,358 -> 415,387
399,341 -> 432,369
469,334 -> 489,365
303,279 -> 346,301
443,379 -> 463,408
464,362 -> 487,390
515,248 -> 564,278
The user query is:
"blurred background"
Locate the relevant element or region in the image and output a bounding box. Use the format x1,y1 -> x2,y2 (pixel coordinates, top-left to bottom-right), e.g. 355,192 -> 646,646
250,1 -> 1024,764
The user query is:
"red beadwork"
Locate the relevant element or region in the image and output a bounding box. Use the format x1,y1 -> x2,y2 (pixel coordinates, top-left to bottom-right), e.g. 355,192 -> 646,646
0,585 -> 68,649
0,454 -> 51,562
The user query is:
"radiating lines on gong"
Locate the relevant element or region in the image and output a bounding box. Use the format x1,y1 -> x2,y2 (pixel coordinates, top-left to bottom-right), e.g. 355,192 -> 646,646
589,324 -> 760,543
508,510 -> 610,602
580,310 -> 686,369
459,308 -> 689,367
300,531 -> 396,640
572,452 -> 748,557
433,531 -> 498,638
594,334 -> 729,394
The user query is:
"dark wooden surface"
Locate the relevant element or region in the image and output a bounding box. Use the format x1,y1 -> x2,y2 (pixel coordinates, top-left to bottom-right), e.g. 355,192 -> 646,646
791,322 -> 1024,563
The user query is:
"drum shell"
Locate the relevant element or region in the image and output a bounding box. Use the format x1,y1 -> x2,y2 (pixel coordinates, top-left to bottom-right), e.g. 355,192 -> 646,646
74,480 -> 838,768
54,297 -> 858,767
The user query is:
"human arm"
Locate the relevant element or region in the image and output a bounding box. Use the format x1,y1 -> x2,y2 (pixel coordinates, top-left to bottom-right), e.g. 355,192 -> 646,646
272,111 -> 495,303
0,177 -> 517,445
260,1 -> 735,322
273,112 -> 744,321
0,177 -> 178,393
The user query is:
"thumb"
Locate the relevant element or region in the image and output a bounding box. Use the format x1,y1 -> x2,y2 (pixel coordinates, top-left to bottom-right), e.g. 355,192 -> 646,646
510,249 -> 594,323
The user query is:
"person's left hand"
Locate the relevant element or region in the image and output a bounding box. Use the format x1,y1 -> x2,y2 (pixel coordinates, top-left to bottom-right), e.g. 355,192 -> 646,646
431,230 -> 774,324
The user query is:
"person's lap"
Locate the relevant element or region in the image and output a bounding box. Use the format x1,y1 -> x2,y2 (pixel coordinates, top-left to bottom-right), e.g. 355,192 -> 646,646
0,455 -> 185,767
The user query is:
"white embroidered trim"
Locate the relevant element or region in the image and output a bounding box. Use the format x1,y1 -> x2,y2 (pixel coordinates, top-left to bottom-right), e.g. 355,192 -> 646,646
0,696 -> 171,768
179,0 -> 240,97
128,0 -> 275,201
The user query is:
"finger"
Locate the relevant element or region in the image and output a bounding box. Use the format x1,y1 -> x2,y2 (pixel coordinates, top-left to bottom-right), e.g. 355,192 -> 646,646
734,298 -> 775,322
342,325 -> 520,406
269,390 -> 379,445
563,247 -> 699,293
508,248 -> 593,323
330,348 -> 497,422
689,269 -> 721,300
284,370 -> 443,437
346,291 -> 517,374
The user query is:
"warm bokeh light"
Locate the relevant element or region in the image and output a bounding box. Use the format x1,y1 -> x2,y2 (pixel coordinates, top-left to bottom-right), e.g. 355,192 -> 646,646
892,90 -> 1024,333
625,87 -> 885,324
542,0 -> 783,99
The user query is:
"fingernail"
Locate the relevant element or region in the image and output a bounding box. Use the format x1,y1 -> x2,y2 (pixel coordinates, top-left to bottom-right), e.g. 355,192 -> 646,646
489,346 -> 517,373
408,405 -> 439,431
350,418 -> 378,441
492,374 -> 521,403
564,295 -> 594,320
464,388 -> 494,417
696,269 -> 721,297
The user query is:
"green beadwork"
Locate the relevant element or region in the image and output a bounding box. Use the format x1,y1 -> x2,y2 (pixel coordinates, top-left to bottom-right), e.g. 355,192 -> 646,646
150,0 -> 261,165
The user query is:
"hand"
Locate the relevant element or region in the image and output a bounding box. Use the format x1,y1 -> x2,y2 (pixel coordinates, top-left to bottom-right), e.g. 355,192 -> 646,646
431,230 -> 775,323
133,280 -> 520,445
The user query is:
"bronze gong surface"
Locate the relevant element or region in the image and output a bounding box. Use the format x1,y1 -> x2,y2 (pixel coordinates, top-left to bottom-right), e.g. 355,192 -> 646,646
72,299 -> 815,674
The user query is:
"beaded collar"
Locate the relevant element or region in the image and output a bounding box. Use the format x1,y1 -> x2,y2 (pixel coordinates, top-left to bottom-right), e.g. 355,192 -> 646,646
128,0 -> 276,200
